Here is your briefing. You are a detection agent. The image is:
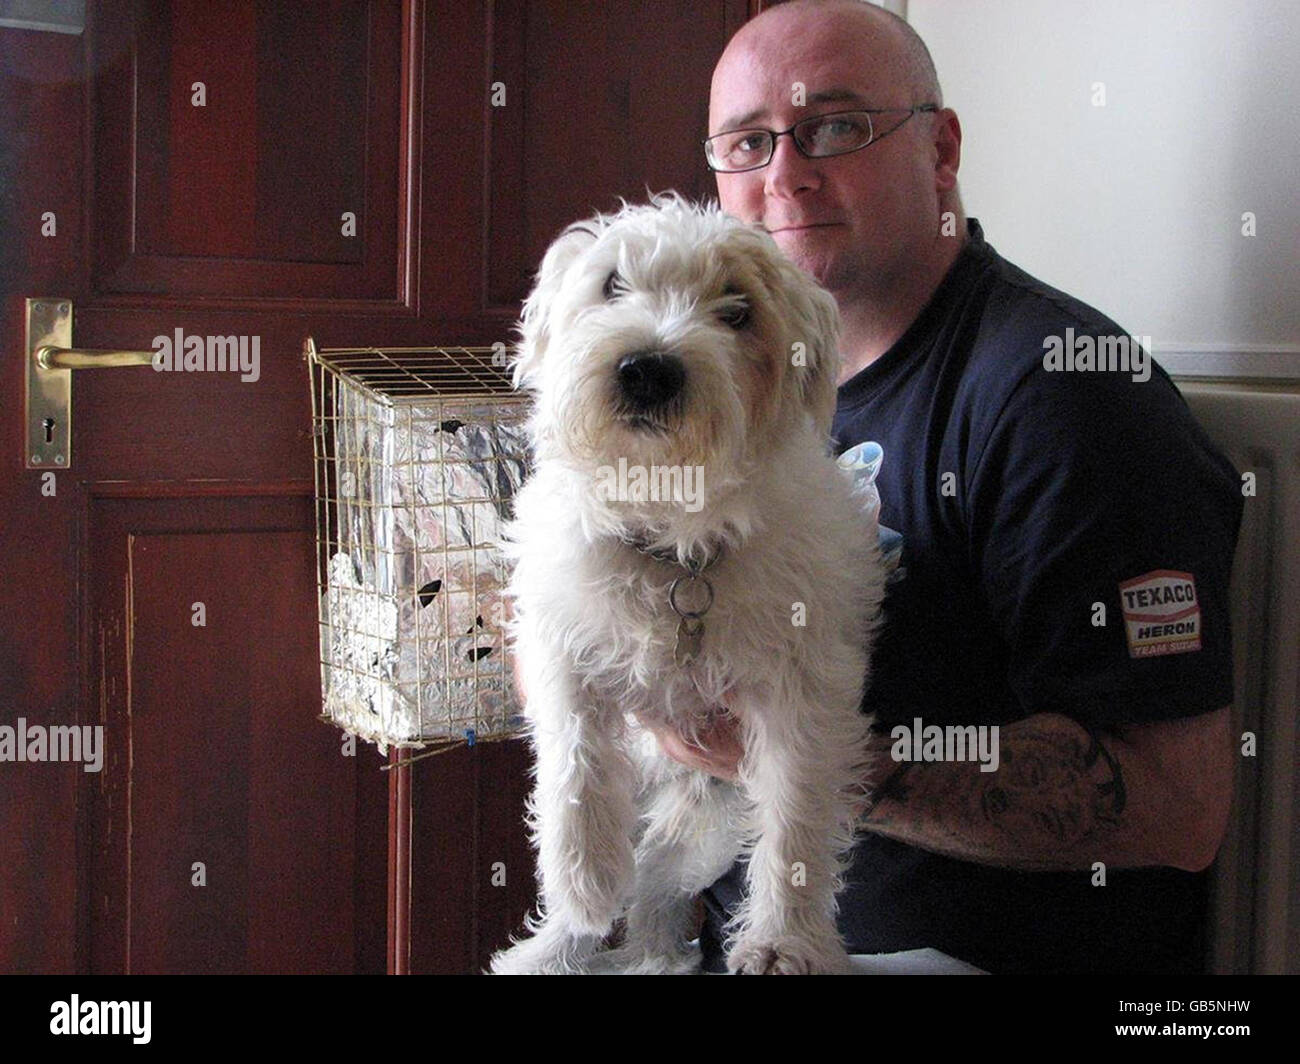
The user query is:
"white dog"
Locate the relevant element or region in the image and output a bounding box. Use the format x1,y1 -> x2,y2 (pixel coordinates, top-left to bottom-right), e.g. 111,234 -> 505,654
491,195 -> 886,975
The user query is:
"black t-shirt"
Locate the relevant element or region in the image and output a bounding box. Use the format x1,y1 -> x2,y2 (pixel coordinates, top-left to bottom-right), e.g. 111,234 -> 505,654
700,218 -> 1243,974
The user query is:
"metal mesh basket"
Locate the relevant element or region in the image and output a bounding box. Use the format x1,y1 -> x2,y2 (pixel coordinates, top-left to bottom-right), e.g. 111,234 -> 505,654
306,338 -> 531,753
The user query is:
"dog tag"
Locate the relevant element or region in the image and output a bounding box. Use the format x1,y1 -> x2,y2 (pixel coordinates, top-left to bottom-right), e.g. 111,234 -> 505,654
674,616 -> 705,667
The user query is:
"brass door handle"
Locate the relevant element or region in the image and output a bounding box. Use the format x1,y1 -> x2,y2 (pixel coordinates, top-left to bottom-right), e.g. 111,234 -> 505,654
24,298 -> 157,469
36,346 -> 157,370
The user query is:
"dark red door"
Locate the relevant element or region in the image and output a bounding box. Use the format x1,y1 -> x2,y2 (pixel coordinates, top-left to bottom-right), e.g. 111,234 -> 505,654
0,0 -> 748,974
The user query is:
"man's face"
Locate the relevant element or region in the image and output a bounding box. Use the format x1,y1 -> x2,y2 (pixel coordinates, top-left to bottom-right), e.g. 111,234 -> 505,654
708,14 -> 939,301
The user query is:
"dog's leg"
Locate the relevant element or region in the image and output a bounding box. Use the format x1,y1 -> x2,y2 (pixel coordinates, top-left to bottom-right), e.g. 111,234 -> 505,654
725,678 -> 869,975
490,663 -> 638,974
487,916 -> 606,976
601,764 -> 744,974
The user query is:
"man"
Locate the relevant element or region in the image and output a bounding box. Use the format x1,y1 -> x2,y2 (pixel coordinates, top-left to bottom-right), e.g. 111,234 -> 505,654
648,0 -> 1242,974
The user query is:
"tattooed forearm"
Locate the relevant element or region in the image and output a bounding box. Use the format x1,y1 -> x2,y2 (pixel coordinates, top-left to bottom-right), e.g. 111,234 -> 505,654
862,714 -> 1151,871
979,725 -> 1127,842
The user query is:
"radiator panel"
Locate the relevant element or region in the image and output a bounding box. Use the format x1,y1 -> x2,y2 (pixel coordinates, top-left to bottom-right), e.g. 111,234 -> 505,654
1179,381 -> 1300,974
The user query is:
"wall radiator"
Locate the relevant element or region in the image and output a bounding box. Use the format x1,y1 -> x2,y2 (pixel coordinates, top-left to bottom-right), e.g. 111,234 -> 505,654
1179,380 -> 1300,975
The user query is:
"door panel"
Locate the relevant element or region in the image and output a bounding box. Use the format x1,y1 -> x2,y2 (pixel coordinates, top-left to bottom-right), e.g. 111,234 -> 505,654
93,0 -> 403,301
484,0 -> 733,308
88,500 -> 357,973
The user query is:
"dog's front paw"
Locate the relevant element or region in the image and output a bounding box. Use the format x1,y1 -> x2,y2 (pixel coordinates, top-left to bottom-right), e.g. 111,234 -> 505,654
489,939 -> 559,976
489,928 -> 603,975
726,934 -> 853,975
587,943 -> 703,975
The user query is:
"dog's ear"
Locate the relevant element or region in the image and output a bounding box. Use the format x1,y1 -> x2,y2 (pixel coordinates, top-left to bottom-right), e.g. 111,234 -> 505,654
782,262 -> 841,436
512,221 -> 601,390
731,222 -> 842,435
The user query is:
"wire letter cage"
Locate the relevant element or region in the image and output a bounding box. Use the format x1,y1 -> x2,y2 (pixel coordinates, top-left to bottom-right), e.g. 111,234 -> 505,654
306,338 -> 531,753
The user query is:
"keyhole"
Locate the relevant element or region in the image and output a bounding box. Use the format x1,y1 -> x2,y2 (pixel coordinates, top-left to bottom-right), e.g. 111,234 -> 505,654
42,417 -> 55,444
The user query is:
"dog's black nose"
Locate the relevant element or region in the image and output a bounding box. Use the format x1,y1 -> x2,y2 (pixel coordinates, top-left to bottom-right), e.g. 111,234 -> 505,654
617,352 -> 685,411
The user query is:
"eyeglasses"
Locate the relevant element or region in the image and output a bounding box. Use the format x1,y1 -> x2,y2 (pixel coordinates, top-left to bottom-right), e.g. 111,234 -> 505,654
703,105 -> 939,173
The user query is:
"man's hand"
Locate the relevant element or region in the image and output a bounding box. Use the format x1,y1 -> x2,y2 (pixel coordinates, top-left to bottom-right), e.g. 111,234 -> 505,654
637,708 -> 744,782
512,640 -> 743,782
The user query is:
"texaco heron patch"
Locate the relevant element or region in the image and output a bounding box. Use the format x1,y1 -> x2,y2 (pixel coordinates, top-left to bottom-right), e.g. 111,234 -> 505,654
1119,570 -> 1201,658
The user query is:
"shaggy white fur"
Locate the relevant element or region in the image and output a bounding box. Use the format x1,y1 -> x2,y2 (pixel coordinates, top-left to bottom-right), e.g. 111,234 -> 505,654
490,195 -> 886,975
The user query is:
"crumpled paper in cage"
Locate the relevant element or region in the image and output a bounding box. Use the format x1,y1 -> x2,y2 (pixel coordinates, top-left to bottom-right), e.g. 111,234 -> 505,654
319,393 -> 529,748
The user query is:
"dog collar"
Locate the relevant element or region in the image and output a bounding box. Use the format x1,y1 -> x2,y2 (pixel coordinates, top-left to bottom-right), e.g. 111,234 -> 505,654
618,534 -> 723,668
620,533 -> 722,571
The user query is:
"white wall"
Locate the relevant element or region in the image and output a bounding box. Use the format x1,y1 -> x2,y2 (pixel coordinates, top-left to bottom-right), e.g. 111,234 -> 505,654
906,0 -> 1300,377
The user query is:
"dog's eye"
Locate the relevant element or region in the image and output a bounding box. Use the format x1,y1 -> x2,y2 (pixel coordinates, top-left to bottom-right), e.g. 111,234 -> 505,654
718,293 -> 751,330
603,270 -> 622,300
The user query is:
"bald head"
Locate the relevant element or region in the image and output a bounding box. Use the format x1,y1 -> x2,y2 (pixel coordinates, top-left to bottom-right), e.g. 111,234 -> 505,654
717,0 -> 942,113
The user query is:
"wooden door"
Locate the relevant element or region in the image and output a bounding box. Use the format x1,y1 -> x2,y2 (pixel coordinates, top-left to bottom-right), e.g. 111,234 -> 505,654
0,0 -> 748,974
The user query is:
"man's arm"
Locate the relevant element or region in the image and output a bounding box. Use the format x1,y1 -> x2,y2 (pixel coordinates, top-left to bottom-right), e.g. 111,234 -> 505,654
862,706 -> 1235,873
512,613 -> 1237,874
